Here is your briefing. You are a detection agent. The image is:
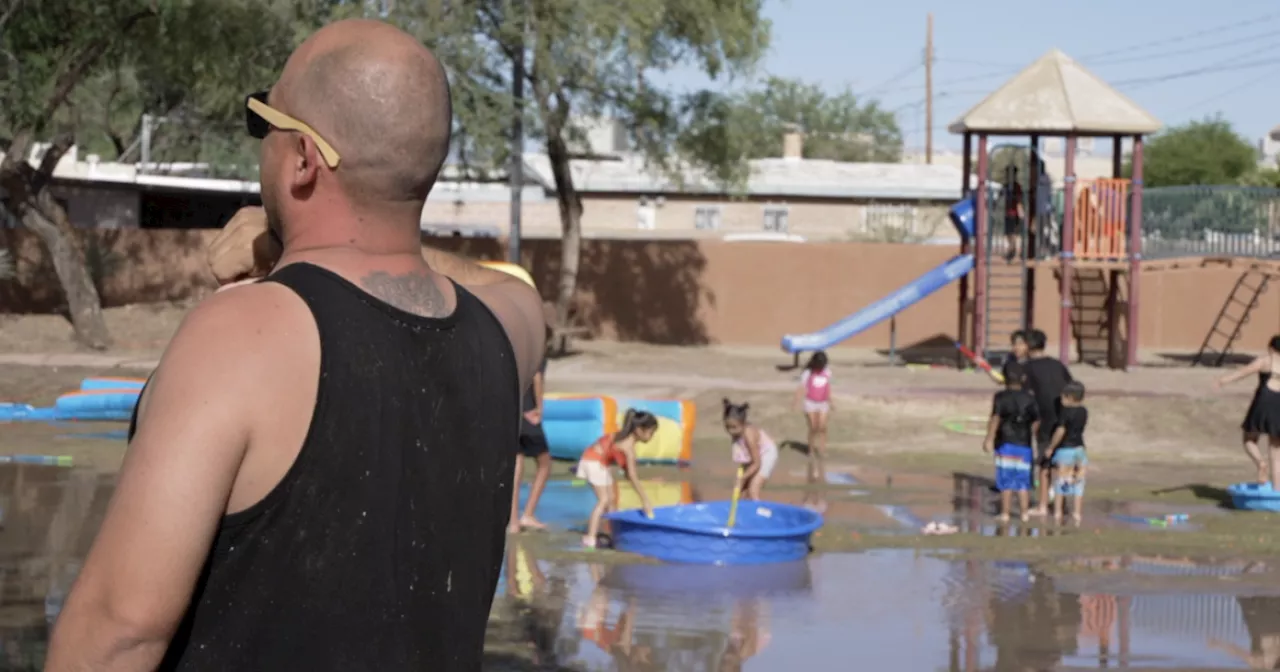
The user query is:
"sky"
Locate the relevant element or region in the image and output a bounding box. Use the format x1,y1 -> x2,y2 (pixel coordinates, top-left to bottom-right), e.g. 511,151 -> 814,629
659,0 -> 1280,153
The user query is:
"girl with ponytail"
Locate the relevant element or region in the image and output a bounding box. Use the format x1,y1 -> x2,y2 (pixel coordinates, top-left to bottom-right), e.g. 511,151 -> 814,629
577,408 -> 658,548
723,398 -> 779,500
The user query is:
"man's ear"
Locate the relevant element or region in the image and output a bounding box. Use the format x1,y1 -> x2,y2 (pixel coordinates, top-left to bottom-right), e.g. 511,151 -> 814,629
291,134 -> 321,190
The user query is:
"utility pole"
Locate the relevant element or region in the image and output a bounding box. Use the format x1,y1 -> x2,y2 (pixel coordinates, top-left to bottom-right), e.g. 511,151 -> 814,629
925,12 -> 934,165
507,5 -> 525,264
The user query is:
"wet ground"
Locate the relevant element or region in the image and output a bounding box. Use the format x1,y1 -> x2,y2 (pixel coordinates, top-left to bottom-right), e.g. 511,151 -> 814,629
5,419 -> 1280,670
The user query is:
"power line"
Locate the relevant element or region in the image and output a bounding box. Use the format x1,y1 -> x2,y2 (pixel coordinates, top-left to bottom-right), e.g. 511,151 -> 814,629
861,62 -> 922,97
1115,53 -> 1280,89
1077,11 -> 1280,61
1171,68 -> 1278,115
1089,28 -> 1280,66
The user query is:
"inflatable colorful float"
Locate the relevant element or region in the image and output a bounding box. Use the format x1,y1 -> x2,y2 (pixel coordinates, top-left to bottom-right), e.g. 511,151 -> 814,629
0,377 -> 145,423
541,394 -> 695,465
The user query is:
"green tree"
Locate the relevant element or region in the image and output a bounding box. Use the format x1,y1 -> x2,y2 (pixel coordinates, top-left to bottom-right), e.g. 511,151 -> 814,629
1137,117 -> 1259,188
0,0 -> 326,347
397,0 -> 770,329
676,76 -> 902,189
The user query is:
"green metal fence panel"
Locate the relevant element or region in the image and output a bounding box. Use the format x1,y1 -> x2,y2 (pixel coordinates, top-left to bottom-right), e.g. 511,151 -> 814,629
1142,186 -> 1280,259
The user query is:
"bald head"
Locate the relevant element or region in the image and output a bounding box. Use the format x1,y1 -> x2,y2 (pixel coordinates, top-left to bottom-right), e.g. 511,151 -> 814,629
277,20 -> 451,208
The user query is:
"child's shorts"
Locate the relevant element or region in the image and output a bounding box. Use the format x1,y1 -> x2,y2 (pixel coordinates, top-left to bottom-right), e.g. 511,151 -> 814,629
803,399 -> 830,414
994,443 -> 1034,491
575,460 -> 613,488
1051,447 -> 1087,468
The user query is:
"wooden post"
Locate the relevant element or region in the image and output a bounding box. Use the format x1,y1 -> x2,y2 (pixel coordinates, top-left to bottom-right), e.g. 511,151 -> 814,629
924,13 -> 934,164
1127,135 -> 1145,369
958,132 -> 972,366
1059,136 -> 1077,364
974,135 -> 990,356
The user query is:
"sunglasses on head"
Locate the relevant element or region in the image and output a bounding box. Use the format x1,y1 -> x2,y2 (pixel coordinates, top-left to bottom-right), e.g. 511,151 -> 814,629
244,90 -> 342,169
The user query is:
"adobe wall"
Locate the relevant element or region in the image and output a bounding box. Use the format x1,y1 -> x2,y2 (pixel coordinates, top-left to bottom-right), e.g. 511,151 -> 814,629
1,227 -> 1275,356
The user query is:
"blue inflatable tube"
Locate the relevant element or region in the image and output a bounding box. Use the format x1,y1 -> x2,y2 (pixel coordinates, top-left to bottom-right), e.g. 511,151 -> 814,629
53,390 -> 140,422
781,253 -> 975,353
0,403 -> 56,422
80,377 -> 147,392
541,397 -> 616,461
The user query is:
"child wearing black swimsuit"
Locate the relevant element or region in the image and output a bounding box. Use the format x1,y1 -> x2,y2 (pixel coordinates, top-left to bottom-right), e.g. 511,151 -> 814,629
1216,336 -> 1280,485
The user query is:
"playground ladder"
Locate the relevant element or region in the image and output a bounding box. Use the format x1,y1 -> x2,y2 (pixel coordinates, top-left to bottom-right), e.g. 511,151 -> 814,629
1194,269 -> 1271,367
982,222 -> 1030,356
1069,269 -> 1114,366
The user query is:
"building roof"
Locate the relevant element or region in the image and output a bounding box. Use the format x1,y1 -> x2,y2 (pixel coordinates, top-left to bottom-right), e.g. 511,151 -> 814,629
1271,124 -> 1280,142
7,144 -> 969,205
948,49 -> 1162,136
522,154 -> 969,201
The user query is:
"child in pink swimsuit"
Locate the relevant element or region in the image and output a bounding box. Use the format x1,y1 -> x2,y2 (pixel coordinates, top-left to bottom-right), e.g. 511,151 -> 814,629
723,398 -> 779,500
793,351 -> 833,483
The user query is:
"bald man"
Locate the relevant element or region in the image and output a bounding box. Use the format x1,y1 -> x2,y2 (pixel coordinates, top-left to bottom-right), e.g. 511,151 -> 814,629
45,20 -> 545,671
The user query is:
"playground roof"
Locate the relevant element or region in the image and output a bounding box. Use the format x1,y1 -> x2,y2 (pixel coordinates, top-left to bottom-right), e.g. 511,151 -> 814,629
948,49 -> 1162,136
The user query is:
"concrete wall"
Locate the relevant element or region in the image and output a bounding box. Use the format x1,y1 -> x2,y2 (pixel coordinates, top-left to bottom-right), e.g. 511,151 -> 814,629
422,195 -> 952,242
34,180 -> 952,242
1,228 -> 1275,356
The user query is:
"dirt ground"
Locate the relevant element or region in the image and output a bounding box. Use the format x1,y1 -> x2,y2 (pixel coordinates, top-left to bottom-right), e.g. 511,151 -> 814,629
7,305 -> 1280,670
0,301 -> 1265,484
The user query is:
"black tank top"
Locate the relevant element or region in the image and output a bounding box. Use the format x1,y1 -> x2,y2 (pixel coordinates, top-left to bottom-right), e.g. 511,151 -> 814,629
129,263 -> 520,670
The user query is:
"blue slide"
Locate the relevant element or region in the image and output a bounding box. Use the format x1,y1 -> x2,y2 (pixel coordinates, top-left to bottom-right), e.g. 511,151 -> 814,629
780,196 -> 976,354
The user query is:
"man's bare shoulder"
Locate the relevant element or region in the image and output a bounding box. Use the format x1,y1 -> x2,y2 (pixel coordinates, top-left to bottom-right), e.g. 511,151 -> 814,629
166,282 -> 310,365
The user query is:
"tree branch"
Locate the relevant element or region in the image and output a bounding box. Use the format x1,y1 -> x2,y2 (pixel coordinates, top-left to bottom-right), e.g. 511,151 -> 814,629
0,0 -> 23,36
38,9 -> 156,125
32,131 -> 74,192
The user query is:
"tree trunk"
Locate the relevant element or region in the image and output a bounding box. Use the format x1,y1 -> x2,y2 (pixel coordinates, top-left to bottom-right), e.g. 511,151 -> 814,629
0,132 -> 111,349
544,129 -> 583,329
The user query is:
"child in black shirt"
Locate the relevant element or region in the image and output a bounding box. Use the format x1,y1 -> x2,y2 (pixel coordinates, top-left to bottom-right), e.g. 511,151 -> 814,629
1047,381 -> 1088,524
983,361 -> 1041,522
1022,328 -> 1074,516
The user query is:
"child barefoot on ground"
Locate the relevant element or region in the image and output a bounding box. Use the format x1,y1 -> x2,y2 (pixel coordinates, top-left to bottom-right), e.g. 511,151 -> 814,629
793,351 -> 833,483
1047,381 -> 1089,524
723,398 -> 780,501
577,409 -> 658,548
983,361 -> 1040,522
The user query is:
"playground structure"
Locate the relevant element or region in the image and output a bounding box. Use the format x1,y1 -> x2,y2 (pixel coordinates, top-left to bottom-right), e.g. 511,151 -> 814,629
782,49 -> 1162,368
951,49 -> 1161,367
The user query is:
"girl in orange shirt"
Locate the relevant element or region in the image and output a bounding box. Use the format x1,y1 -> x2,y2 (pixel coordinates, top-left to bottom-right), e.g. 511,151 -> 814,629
577,409 -> 658,548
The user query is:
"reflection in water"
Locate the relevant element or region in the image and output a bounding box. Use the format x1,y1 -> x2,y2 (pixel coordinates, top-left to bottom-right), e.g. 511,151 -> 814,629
7,461 -> 1280,670
493,541 -> 1280,671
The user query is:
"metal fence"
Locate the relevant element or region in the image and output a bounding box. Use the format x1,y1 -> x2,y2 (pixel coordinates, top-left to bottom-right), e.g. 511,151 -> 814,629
1142,186 -> 1280,260
982,185 -> 1280,261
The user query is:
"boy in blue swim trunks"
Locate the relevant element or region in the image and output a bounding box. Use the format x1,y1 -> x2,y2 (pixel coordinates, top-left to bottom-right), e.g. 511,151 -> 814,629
1047,381 -> 1088,524
983,361 -> 1040,522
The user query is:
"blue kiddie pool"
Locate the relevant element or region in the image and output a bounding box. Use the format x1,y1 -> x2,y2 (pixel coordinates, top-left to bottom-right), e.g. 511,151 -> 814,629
1228,482 -> 1280,512
606,500 -> 823,565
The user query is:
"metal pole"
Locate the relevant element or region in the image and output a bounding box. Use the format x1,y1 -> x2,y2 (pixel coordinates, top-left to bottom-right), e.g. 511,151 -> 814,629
958,132 -> 973,368
1127,135 -> 1145,369
1059,136 -> 1077,364
506,8 -> 526,264
141,114 -> 153,166
889,316 -> 897,365
973,134 -> 990,357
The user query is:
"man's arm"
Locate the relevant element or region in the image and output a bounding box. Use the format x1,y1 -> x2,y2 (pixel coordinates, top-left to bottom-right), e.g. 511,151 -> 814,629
44,292 -> 266,671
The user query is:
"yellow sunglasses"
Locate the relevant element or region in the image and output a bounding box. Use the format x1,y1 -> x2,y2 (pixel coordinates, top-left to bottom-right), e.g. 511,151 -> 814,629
245,91 -> 342,169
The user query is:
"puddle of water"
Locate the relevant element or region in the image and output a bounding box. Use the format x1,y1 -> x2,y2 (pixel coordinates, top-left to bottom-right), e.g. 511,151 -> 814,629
497,545 -> 1280,670
7,458 -> 1280,670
